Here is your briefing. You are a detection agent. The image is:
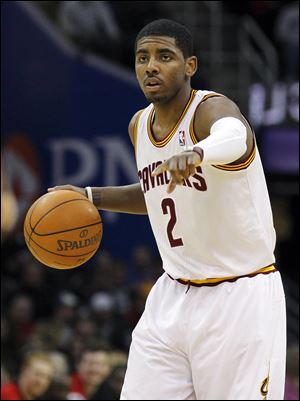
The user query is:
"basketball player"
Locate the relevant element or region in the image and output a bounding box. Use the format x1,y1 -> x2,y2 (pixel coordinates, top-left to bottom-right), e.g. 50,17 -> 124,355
49,19 -> 287,400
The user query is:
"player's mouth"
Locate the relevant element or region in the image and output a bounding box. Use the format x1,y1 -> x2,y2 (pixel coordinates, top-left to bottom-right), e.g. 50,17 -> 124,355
144,77 -> 162,91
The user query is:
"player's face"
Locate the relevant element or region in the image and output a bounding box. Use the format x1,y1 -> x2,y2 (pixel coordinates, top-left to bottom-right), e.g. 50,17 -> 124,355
135,36 -> 197,104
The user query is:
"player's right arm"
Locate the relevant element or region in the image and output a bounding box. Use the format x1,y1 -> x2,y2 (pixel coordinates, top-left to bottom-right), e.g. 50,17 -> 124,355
48,111 -> 147,215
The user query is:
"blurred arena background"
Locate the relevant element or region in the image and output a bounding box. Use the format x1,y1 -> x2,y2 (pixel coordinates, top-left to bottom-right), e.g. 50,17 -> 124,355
1,1 -> 298,399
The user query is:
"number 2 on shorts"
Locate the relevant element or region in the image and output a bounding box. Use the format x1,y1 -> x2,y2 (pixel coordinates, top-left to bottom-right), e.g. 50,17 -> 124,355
161,198 -> 184,248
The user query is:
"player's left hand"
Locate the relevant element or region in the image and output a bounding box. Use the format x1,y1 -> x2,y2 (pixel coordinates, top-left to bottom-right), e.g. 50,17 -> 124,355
151,150 -> 202,193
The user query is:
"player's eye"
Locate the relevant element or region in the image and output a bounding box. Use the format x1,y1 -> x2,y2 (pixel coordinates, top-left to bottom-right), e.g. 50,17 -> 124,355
161,54 -> 171,61
137,55 -> 147,63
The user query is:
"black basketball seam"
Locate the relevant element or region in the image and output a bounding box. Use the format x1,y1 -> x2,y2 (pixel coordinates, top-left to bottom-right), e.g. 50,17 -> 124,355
52,260 -> 84,267
33,221 -> 102,236
24,231 -> 46,264
24,225 -> 100,258
28,196 -> 65,245
30,198 -> 95,231
29,194 -> 53,234
29,198 -> 100,237
28,197 -> 41,247
46,252 -> 98,268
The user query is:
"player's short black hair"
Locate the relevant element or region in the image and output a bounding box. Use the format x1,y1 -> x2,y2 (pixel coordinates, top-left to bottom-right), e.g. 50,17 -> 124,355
135,19 -> 194,59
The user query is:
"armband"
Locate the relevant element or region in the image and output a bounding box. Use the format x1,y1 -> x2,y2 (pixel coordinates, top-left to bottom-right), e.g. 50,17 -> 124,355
193,117 -> 247,165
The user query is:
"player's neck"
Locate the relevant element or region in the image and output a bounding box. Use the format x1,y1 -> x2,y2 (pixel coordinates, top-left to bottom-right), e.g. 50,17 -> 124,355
153,85 -> 192,119
152,85 -> 192,139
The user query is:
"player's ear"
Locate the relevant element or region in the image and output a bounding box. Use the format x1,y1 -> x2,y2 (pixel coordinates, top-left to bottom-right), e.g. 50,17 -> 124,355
185,56 -> 197,78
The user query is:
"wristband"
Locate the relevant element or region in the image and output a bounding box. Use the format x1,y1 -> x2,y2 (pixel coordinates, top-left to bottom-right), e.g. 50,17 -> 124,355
193,146 -> 204,163
85,186 -> 93,203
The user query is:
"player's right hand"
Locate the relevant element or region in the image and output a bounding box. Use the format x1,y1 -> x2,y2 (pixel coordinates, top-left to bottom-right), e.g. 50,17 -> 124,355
152,149 -> 202,194
48,185 -> 86,198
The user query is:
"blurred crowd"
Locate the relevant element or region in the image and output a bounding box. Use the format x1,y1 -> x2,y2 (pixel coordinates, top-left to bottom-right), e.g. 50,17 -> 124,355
224,0 -> 299,81
34,1 -> 172,69
1,235 -> 163,399
33,0 -> 299,81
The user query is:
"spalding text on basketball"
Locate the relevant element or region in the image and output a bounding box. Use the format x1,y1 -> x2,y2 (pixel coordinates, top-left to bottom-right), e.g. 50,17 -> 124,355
56,231 -> 101,251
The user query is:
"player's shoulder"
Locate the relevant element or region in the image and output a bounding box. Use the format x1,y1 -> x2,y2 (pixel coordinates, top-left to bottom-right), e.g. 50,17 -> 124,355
194,92 -> 244,140
196,92 -> 241,117
128,109 -> 145,146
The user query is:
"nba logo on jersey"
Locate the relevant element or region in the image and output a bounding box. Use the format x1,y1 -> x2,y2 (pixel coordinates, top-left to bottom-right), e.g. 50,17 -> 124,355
179,130 -> 186,146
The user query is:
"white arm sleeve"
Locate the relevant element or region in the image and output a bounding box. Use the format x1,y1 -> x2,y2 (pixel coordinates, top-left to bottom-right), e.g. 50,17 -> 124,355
193,117 -> 247,165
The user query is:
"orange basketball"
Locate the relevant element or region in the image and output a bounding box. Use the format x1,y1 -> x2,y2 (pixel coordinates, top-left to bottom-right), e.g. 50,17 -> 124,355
24,190 -> 102,269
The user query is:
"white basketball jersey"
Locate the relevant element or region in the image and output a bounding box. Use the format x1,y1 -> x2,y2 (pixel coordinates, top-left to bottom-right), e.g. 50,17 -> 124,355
134,89 -> 276,279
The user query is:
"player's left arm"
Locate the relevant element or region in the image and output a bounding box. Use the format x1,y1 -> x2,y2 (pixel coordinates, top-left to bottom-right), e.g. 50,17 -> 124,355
193,96 -> 254,165
152,96 -> 254,193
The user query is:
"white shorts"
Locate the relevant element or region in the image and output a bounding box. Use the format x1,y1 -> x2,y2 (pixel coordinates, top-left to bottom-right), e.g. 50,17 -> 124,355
120,271 -> 286,400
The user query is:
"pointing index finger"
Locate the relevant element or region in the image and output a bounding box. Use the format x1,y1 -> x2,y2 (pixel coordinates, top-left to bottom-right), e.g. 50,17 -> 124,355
152,162 -> 168,176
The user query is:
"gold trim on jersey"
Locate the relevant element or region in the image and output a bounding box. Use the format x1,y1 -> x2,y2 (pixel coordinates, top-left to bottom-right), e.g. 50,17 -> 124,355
133,109 -> 144,150
147,89 -> 197,148
175,265 -> 276,287
212,144 -> 256,171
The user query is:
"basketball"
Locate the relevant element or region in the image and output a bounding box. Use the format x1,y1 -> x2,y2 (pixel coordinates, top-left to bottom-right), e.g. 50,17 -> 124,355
24,190 -> 103,269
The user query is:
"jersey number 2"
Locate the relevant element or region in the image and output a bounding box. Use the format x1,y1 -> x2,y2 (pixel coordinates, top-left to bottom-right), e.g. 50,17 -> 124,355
161,198 -> 183,248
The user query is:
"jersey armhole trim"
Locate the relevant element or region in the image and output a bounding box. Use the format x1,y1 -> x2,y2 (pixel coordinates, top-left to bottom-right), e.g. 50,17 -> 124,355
189,93 -> 225,144
212,113 -> 256,171
133,109 -> 145,151
212,143 -> 256,171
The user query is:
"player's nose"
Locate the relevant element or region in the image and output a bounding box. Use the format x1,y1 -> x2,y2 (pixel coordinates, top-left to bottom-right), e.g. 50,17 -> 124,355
146,57 -> 159,74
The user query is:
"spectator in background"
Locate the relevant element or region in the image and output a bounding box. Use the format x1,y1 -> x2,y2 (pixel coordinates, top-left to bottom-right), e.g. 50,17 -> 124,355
33,291 -> 78,352
46,376 -> 70,401
84,251 -> 121,295
74,317 -> 99,343
68,342 -> 112,400
90,363 -> 127,400
6,295 -> 35,354
90,351 -> 128,400
89,290 -> 131,350
19,259 -> 53,319
58,1 -> 122,62
109,351 -> 128,370
46,352 -> 71,400
1,315 -> 12,376
274,1 -> 299,80
128,245 -> 156,285
1,352 -> 55,400
1,366 -> 10,387
1,164 -> 18,239
49,352 -> 70,378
